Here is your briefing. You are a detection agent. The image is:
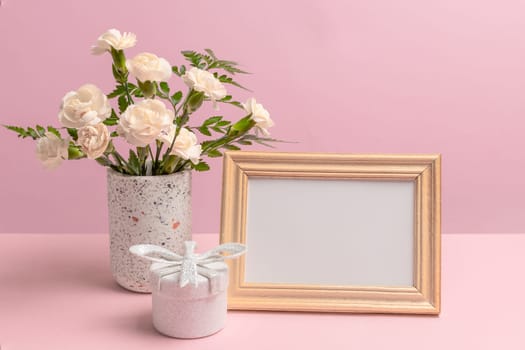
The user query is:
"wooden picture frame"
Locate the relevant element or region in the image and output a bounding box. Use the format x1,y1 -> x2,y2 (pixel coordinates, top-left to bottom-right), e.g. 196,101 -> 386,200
220,151 -> 441,314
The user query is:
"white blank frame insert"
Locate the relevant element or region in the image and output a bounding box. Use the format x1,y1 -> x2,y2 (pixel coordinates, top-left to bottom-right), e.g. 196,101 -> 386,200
245,179 -> 414,287
220,152 -> 441,314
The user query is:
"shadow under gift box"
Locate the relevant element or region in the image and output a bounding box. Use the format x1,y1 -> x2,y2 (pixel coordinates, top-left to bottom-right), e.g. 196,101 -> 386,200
150,261 -> 229,339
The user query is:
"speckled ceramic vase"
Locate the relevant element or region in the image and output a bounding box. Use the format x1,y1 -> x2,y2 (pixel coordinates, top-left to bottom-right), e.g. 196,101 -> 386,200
107,168 -> 192,293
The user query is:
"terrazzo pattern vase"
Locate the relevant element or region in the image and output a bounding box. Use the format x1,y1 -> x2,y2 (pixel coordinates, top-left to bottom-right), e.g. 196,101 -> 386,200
107,168 -> 192,293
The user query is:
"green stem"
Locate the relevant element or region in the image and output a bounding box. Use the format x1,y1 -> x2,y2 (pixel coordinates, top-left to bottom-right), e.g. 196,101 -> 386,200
159,109 -> 190,172
147,145 -> 155,174
111,150 -> 130,174
115,152 -> 129,166
174,159 -> 191,172
123,81 -> 134,105
157,89 -> 177,111
199,130 -> 254,159
156,88 -> 194,174
154,140 -> 163,175
202,134 -> 234,153
175,88 -> 193,116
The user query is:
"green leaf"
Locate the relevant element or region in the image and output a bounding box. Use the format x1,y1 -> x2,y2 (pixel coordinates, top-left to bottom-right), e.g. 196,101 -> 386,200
171,91 -> 183,105
103,110 -> 119,126
204,48 -> 218,60
26,127 -> 38,139
95,157 -> 113,167
220,95 -> 232,102
216,62 -> 249,75
219,97 -> 244,109
67,128 -> 78,141
209,58 -> 249,75
161,154 -> 179,173
182,49 -> 250,78
231,115 -> 255,133
204,51 -> 243,70
173,65 -> 187,76
223,144 -> 241,151
118,95 -> 128,113
107,85 -> 125,99
198,126 -> 212,136
111,153 -> 123,167
4,125 -> 30,138
182,50 -> 214,69
36,125 -> 46,137
128,149 -> 140,175
214,73 -> 250,90
216,120 -> 230,127
203,116 -> 223,126
237,140 -> 252,145
211,126 -> 224,133
68,145 -> 84,160
181,50 -> 204,67
253,139 -> 276,148
241,134 -> 287,148
137,147 -> 149,163
193,161 -> 210,172
109,164 -> 123,173
159,82 -> 170,95
201,140 -> 214,150
110,131 -> 118,137
104,141 -> 115,154
228,101 -> 244,109
175,114 -> 189,127
129,86 -> 144,98
103,118 -> 118,126
207,149 -> 223,158
46,126 -> 61,138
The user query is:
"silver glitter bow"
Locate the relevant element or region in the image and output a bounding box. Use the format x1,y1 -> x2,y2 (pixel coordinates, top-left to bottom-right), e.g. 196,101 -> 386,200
129,241 -> 246,292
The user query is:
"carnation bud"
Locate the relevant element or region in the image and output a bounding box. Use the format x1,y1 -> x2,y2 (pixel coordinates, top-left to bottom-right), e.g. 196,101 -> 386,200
138,80 -> 156,99
187,91 -> 205,112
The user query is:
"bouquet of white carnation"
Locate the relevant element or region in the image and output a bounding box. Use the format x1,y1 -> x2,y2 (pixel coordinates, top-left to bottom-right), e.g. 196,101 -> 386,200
4,29 -> 277,175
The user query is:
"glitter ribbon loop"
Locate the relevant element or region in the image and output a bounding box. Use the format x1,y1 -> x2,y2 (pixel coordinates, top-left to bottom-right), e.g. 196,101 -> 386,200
130,241 -> 247,292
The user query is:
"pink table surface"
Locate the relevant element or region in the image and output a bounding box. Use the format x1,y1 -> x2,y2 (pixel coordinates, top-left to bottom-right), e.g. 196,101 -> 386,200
0,233 -> 524,349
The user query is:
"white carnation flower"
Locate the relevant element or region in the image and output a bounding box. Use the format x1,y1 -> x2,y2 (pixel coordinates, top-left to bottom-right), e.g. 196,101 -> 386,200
126,52 -> 172,82
58,84 -> 111,129
91,29 -> 137,55
158,126 -> 202,164
243,98 -> 274,136
35,132 -> 69,170
77,123 -> 110,159
182,67 -> 227,109
117,99 -> 174,147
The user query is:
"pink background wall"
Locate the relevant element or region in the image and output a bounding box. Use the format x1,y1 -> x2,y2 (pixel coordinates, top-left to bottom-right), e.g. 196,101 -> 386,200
1,0 -> 524,234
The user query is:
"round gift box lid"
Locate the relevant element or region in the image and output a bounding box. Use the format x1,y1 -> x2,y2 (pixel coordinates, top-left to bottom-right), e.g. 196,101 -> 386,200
150,261 -> 228,299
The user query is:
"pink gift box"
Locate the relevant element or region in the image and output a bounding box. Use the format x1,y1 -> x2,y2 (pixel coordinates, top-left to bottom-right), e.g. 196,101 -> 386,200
150,261 -> 229,339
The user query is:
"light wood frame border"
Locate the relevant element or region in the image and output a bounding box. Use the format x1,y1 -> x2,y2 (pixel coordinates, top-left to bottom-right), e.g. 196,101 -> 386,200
220,151 -> 441,314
